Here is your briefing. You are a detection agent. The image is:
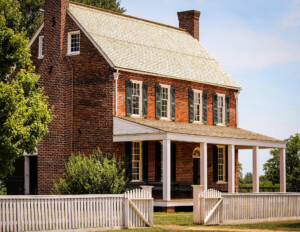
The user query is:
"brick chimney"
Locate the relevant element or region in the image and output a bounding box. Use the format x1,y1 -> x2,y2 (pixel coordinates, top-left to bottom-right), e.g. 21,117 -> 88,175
177,10 -> 201,40
44,0 -> 70,58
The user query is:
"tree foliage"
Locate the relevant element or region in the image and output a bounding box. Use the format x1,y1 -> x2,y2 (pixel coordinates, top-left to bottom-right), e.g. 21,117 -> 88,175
264,134 -> 300,191
0,0 -> 53,181
244,172 -> 253,184
18,0 -> 126,38
53,149 -> 128,194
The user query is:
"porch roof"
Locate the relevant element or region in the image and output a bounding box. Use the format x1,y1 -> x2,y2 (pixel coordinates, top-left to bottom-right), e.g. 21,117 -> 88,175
113,117 -> 285,148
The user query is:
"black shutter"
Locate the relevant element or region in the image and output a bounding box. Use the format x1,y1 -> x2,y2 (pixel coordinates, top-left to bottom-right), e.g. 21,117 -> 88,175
125,80 -> 132,115
171,142 -> 176,182
213,93 -> 218,125
213,145 -> 218,182
188,89 -> 194,123
155,141 -> 162,182
171,86 -> 176,120
225,146 -> 228,182
155,85 -> 162,118
142,83 -> 148,117
202,91 -> 207,123
125,142 -> 132,181
225,95 -> 230,126
142,141 -> 148,182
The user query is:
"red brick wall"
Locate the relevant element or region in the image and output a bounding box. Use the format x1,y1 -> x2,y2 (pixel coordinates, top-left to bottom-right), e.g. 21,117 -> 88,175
117,71 -> 238,127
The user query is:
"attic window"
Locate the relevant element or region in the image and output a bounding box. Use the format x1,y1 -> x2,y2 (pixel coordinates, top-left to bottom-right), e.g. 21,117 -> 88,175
38,36 -> 44,59
68,31 -> 80,55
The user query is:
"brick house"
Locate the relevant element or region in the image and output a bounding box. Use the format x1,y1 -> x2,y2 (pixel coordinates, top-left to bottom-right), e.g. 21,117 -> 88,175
12,0 -> 286,210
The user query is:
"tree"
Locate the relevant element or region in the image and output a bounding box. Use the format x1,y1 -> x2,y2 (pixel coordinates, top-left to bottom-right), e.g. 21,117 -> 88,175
238,162 -> 245,186
264,134 -> 300,191
244,172 -> 253,184
18,0 -> 126,38
53,149 -> 128,194
0,0 -> 53,181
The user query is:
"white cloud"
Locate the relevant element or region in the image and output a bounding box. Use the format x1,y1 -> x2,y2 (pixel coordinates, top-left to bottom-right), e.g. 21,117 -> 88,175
202,27 -> 300,71
281,0 -> 300,28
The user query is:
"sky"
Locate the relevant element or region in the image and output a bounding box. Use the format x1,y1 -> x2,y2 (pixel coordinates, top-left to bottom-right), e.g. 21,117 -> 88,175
121,0 -> 300,176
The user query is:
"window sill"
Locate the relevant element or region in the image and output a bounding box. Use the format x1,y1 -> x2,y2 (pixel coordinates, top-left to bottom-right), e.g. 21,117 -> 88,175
217,181 -> 227,184
131,114 -> 143,118
216,123 -> 225,127
159,117 -> 171,121
67,52 -> 80,56
38,56 -> 44,59
130,180 -> 144,183
193,121 -> 203,124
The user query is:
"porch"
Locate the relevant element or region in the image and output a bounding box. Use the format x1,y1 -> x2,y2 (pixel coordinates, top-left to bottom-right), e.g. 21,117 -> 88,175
113,117 -> 286,208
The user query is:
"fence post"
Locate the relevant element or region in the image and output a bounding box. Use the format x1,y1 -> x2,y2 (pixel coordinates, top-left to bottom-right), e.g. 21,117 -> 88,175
192,185 -> 204,224
141,186 -> 154,227
124,195 -> 129,229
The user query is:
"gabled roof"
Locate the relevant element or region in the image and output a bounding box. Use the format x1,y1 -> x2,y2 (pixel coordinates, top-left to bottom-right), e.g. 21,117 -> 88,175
68,2 -> 241,90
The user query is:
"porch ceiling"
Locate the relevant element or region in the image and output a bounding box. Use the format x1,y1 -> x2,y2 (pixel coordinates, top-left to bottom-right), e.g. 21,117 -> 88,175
113,117 -> 286,148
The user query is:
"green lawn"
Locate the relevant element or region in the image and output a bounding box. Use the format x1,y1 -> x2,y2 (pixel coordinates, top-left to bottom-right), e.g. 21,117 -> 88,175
154,212 -> 194,226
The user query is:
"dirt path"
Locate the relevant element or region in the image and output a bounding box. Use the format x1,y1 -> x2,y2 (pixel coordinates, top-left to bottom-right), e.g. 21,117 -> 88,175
155,225 -> 295,232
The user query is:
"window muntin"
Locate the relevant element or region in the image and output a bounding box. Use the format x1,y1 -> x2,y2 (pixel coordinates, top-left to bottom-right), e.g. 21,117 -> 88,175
38,36 -> 44,59
194,91 -> 202,122
68,31 -> 80,55
132,142 -> 142,181
217,94 -> 225,125
131,81 -> 142,116
217,146 -> 226,182
161,85 -> 170,119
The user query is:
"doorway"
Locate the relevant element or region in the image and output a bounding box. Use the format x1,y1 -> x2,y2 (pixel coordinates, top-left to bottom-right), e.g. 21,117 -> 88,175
193,147 -> 200,185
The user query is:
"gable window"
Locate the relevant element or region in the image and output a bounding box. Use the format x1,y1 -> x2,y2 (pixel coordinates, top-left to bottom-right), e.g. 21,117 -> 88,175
38,36 -> 44,59
217,145 -> 226,182
213,93 -> 229,126
68,31 -> 80,55
132,141 -> 142,181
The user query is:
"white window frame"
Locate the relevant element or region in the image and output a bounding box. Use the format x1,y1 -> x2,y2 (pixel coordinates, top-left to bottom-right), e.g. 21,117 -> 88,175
160,84 -> 171,120
216,93 -> 226,126
193,90 -> 203,123
132,141 -> 143,182
217,145 -> 226,183
38,36 -> 44,59
131,80 -> 143,117
67,31 -> 80,55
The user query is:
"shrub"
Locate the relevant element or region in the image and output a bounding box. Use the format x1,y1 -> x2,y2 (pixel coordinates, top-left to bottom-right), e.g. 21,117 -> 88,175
53,148 -> 128,194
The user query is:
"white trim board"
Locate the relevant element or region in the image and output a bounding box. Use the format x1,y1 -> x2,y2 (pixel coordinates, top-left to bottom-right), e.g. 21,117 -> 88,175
28,23 -> 44,47
154,200 -> 193,207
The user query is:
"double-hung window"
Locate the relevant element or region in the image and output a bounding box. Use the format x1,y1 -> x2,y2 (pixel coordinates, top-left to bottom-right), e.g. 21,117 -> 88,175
217,145 -> 226,182
132,81 -> 142,116
132,141 -> 142,181
161,85 -> 170,119
38,36 -> 44,59
68,31 -> 80,55
194,90 -> 202,122
217,94 -> 226,125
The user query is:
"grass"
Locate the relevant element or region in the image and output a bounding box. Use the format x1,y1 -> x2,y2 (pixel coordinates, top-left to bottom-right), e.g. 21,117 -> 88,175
154,212 -> 193,226
221,220 -> 300,231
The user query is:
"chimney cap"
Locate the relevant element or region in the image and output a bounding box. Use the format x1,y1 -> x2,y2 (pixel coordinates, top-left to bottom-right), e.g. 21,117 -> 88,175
177,10 -> 201,20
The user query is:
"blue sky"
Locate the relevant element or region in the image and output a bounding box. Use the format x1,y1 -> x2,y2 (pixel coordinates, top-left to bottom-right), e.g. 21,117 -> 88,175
121,0 -> 300,176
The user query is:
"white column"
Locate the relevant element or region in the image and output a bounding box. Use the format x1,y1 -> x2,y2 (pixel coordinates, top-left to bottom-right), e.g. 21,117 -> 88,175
163,139 -> 171,201
200,142 -> 207,191
280,148 -> 286,193
228,145 -> 235,193
24,156 -> 30,195
252,146 -> 259,193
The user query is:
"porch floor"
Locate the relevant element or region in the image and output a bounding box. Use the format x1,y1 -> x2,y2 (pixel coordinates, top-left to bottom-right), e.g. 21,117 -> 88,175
154,198 -> 193,207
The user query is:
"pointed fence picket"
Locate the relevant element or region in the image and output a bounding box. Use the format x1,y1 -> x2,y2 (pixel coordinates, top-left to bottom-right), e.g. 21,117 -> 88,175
0,188 -> 153,232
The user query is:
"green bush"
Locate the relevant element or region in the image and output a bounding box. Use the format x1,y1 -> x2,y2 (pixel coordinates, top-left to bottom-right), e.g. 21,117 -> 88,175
53,149 -> 128,194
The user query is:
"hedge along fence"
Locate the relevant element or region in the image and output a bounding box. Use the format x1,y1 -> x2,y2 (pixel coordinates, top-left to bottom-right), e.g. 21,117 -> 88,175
0,189 -> 153,232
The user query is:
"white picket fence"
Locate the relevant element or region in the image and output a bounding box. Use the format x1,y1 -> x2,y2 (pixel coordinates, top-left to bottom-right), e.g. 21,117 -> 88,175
193,186 -> 300,225
0,189 -> 153,232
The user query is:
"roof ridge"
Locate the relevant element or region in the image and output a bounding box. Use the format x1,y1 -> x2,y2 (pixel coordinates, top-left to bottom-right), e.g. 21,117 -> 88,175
89,32 -> 217,61
69,1 -> 186,33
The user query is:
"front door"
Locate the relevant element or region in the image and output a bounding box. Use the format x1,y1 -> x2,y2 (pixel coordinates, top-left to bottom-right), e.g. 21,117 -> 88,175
193,158 -> 200,184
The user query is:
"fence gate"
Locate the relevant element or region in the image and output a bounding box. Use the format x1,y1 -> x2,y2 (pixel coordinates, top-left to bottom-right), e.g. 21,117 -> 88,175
124,189 -> 153,228
199,189 -> 223,225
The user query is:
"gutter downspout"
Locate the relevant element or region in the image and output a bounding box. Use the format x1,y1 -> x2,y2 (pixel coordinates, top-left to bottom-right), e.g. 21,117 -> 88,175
234,91 -> 240,127
113,71 -> 120,116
